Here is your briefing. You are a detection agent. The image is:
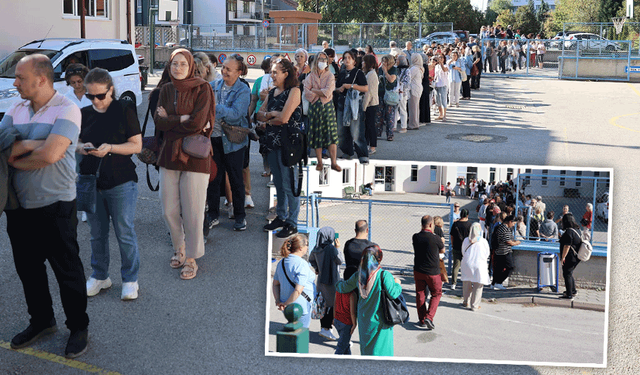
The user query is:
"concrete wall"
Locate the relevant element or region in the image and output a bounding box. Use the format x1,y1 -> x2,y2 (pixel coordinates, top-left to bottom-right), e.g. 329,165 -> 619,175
511,250 -> 606,289
559,56 -> 640,82
0,0 -> 134,59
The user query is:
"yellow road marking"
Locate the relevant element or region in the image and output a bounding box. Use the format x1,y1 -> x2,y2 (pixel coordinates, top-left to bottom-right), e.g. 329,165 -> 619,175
0,340 -> 121,374
626,82 -> 640,97
609,112 -> 640,133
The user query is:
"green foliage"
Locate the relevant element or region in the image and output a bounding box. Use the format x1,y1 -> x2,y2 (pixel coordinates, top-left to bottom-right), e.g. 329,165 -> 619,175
405,0 -> 485,33
537,0 -> 551,27
298,0 -> 409,23
598,0 -> 624,22
484,9 -> 499,26
544,0 -> 601,35
489,0 -> 514,14
497,9 -> 517,28
515,1 -> 540,36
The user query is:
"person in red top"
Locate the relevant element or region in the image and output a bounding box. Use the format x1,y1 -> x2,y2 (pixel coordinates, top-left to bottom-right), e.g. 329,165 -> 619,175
333,290 -> 357,355
582,203 -> 593,230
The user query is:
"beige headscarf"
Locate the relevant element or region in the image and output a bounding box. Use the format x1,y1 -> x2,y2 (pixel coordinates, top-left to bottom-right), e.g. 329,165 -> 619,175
410,53 -> 424,77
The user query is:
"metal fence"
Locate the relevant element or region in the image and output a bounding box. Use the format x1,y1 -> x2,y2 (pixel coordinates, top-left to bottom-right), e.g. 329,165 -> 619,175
562,22 -> 640,52
135,26 -> 178,47
174,22 -> 453,53
299,194 -> 454,273
514,173 -> 610,247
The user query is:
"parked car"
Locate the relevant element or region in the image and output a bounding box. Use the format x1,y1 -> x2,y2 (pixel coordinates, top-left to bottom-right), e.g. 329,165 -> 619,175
549,30 -> 581,48
415,31 -> 459,47
0,38 -> 142,120
595,192 -> 609,222
453,30 -> 470,42
563,33 -> 622,51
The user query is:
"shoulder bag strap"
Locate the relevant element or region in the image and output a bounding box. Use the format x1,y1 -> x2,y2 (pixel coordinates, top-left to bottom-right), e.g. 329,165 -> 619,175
139,102 -> 159,191
281,259 -> 311,302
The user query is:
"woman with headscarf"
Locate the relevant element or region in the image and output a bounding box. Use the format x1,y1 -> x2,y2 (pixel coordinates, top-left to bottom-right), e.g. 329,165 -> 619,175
335,245 -> 402,356
407,53 -> 424,130
394,54 -> 410,133
419,47 -> 431,124
304,51 -> 340,172
154,49 -> 214,280
309,227 -> 343,341
460,223 -> 491,311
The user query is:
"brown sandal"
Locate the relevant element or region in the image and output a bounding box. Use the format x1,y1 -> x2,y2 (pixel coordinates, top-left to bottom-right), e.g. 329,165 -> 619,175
315,163 -> 323,171
170,250 -> 186,269
330,164 -> 342,172
180,260 -> 198,280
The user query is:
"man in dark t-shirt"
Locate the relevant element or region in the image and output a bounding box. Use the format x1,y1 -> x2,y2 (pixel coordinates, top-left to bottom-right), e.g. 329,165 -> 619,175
492,215 -> 520,290
449,209 -> 472,289
343,220 -> 374,280
413,215 -> 445,330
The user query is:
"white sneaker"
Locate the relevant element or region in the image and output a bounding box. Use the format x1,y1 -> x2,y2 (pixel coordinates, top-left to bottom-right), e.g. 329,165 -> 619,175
86,277 -> 112,297
228,205 -> 235,219
451,284 -> 456,290
319,328 -> 338,341
121,281 -> 139,300
245,195 -> 255,208
494,283 -> 507,290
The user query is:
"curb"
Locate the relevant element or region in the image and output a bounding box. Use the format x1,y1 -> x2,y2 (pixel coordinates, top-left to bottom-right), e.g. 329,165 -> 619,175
495,296 -> 605,312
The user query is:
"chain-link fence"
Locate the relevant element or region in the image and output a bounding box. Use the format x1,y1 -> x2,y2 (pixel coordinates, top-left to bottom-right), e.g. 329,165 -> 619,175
514,173 -> 610,247
562,22 -> 640,52
299,196 -> 454,273
174,22 -> 453,53
135,26 -> 178,46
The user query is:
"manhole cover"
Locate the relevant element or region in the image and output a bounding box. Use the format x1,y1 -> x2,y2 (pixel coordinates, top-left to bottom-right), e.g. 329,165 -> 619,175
446,133 -> 508,143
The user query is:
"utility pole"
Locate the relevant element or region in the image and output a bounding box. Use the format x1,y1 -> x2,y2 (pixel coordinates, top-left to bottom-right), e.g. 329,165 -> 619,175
418,0 -> 422,45
127,0 -> 132,44
149,1 -> 159,74
79,0 -> 86,38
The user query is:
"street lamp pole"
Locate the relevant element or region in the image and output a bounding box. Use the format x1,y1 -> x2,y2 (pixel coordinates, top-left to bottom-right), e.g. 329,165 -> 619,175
418,0 -> 422,45
149,1 -> 158,74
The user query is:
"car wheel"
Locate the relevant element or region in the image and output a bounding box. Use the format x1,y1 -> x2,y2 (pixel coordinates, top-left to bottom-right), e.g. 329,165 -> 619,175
120,92 -> 136,106
605,45 -> 615,52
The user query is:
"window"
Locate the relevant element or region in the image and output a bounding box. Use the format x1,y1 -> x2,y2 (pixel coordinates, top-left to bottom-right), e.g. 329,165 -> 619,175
342,168 -> 350,184
524,168 -> 531,186
319,166 -> 329,186
490,167 -> 496,184
227,0 -> 237,12
63,0 -> 109,18
560,170 -> 566,187
243,1 -> 251,13
576,171 -> 582,187
89,49 -> 135,72
430,166 -> 437,183
542,169 -> 548,186
411,165 -> 418,182
507,168 -> 514,181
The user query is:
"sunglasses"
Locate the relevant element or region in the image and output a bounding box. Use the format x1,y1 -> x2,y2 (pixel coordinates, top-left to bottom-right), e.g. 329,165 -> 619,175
85,92 -> 109,101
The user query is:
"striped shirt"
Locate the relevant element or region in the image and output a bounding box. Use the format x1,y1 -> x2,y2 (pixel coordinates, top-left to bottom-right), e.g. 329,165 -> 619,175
0,92 -> 81,208
495,223 -> 515,256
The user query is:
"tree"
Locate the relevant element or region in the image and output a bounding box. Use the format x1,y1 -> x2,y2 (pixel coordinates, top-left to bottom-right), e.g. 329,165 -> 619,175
404,0 -> 485,33
515,0 -> 540,36
598,0 -> 624,22
489,0 -> 514,14
544,0 -> 600,35
497,9 -> 517,29
537,0 -> 551,30
297,0 -> 409,23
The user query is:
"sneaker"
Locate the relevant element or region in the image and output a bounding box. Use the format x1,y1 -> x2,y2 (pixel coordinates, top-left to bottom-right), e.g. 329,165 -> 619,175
416,321 -> 429,329
121,281 -> 139,300
493,283 -> 507,290
319,328 -> 338,341
10,319 -> 57,349
276,223 -> 298,238
264,217 -> 285,232
245,195 -> 255,208
450,284 -> 456,290
424,318 -> 435,330
65,329 -> 88,359
86,277 -> 112,297
227,205 -> 235,219
203,215 -> 219,237
233,220 -> 247,231
359,158 -> 369,165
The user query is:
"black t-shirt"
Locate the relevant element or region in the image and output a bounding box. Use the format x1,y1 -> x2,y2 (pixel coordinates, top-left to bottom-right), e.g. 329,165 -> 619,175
413,230 -> 444,276
80,100 -> 141,190
343,238 -> 374,279
335,68 -> 367,105
450,220 -> 473,252
560,228 -> 583,262
495,223 -> 515,255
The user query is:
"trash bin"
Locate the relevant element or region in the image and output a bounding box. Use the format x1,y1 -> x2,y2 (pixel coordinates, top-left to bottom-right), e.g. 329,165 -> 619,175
537,252 -> 558,292
139,65 -> 149,91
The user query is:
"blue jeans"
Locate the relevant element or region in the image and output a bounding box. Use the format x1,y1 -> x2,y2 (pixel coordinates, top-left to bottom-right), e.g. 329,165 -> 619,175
334,319 -> 353,355
267,148 -> 300,227
87,181 -> 140,282
336,100 -> 368,163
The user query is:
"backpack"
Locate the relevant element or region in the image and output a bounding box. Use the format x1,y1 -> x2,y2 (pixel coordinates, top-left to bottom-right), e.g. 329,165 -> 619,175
570,229 -> 593,261
280,114 -> 307,198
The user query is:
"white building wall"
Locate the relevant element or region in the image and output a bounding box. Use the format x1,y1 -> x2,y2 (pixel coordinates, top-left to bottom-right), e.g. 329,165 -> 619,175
0,0 -> 134,59
193,0 -> 226,25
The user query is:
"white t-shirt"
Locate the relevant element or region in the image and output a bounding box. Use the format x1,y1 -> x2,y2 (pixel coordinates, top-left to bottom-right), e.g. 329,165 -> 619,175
64,89 -> 92,109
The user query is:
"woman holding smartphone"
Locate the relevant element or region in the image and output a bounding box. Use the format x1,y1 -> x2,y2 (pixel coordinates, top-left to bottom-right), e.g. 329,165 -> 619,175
76,68 -> 142,300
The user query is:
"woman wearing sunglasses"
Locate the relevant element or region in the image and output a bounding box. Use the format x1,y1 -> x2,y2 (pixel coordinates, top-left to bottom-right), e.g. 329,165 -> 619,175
154,49 -> 215,280
76,68 -> 142,300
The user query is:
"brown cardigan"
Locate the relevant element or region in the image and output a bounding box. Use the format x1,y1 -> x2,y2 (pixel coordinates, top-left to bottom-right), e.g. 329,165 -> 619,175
154,82 -> 213,173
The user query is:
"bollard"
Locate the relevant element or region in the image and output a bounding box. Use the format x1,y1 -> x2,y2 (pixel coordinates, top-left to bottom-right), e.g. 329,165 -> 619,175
276,303 -> 309,353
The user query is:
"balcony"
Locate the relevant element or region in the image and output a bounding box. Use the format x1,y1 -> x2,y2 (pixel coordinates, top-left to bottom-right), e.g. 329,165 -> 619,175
228,11 -> 262,22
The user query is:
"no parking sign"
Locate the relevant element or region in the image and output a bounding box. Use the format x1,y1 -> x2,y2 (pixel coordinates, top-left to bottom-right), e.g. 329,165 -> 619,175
218,53 -> 227,64
247,54 -> 256,66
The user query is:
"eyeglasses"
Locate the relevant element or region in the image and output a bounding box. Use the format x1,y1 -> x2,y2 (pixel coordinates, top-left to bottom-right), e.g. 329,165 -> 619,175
85,92 -> 109,101
67,68 -> 85,74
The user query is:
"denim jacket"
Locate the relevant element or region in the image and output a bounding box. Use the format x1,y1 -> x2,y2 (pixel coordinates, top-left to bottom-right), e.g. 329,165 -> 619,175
212,79 -> 251,154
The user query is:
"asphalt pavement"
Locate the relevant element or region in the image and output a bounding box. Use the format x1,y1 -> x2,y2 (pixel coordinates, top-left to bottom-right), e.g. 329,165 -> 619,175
0,69 -> 638,374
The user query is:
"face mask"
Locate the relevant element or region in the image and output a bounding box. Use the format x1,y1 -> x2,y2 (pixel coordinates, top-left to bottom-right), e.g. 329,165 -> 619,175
317,62 -> 327,70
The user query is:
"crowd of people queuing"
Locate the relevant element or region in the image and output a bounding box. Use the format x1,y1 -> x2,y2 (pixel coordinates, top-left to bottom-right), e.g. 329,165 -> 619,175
478,24 -> 549,72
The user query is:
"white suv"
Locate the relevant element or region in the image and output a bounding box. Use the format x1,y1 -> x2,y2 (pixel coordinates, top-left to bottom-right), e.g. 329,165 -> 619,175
0,38 -> 142,120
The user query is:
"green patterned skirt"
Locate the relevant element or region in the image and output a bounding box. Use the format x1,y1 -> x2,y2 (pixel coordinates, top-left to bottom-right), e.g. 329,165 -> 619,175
308,100 -> 339,149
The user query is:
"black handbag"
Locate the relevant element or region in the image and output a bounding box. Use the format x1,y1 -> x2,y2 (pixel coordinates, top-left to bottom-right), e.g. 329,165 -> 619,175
280,123 -> 307,198
380,271 -> 409,326
76,159 -> 102,214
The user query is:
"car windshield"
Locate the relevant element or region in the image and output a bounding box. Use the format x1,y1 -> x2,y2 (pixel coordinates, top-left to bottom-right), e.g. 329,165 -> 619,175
0,49 -> 61,78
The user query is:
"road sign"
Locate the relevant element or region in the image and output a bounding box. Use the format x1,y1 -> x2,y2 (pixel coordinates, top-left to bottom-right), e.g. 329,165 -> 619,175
283,53 -> 291,61
625,66 -> 640,73
263,20 -> 270,28
247,54 -> 256,66
264,55 -> 272,61
218,53 -> 227,64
